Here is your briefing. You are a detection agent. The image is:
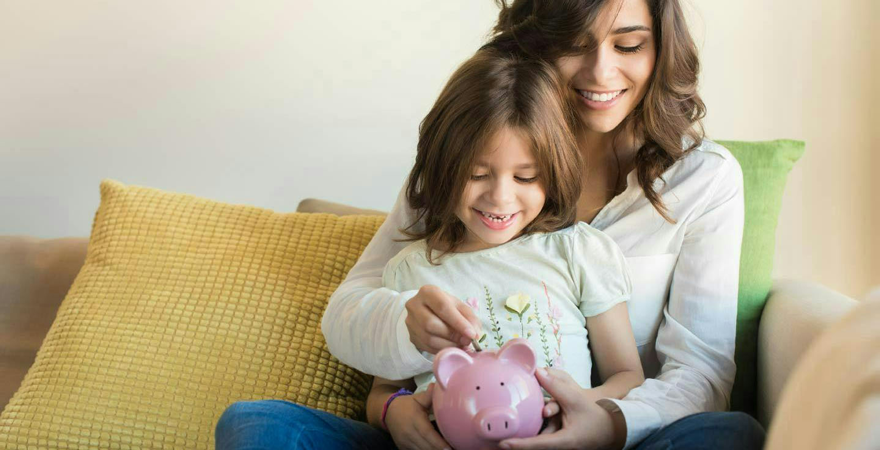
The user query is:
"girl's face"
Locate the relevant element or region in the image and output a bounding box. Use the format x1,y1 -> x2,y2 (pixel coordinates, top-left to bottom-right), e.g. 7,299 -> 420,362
555,0 -> 656,135
455,127 -> 546,252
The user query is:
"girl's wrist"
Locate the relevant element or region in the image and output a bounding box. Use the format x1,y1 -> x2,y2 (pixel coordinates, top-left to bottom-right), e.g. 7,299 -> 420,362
380,388 -> 413,430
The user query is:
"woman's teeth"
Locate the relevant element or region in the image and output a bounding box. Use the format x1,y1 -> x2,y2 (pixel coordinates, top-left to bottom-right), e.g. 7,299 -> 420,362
479,210 -> 513,222
578,90 -> 623,102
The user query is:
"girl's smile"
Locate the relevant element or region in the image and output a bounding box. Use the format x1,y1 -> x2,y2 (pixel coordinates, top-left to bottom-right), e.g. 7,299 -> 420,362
456,127 -> 546,252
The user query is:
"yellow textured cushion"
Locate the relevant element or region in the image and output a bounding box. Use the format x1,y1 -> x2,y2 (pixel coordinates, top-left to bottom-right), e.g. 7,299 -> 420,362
0,180 -> 385,449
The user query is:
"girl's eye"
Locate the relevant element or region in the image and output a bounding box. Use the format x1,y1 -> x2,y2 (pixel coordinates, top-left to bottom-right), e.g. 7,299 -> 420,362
470,174 -> 488,181
616,44 -> 644,54
515,176 -> 539,183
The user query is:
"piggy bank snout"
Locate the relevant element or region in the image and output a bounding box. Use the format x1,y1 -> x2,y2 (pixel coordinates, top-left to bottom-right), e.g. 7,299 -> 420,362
475,406 -> 520,441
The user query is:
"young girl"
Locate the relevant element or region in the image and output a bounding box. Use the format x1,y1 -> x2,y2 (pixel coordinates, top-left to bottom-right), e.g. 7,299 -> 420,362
369,48 -> 645,450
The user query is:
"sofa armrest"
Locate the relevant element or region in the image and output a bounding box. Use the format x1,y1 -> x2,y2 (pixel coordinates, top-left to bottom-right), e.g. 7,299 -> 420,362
757,279 -> 858,425
296,198 -> 386,217
0,236 -> 89,412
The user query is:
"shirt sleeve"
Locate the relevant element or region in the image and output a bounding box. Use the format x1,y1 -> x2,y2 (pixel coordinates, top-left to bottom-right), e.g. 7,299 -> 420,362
568,224 -> 632,318
598,154 -> 743,449
320,183 -> 434,380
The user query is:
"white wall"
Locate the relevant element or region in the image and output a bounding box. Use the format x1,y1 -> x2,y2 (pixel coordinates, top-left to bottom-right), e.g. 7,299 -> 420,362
1,1 -> 876,297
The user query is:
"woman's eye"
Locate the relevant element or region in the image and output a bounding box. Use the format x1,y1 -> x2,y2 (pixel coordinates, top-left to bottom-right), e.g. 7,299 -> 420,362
616,44 -> 644,54
470,174 -> 488,181
515,176 -> 539,183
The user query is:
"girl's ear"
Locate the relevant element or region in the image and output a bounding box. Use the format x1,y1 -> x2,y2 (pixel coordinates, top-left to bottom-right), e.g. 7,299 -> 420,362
433,348 -> 474,390
497,338 -> 537,374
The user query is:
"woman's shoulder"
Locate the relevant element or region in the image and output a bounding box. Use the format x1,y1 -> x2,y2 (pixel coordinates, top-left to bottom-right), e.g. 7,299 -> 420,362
664,139 -> 744,193
677,139 -> 743,178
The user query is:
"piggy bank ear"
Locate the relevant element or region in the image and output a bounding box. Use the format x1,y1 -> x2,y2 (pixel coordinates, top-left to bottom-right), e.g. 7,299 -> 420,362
433,348 -> 474,390
497,338 -> 537,375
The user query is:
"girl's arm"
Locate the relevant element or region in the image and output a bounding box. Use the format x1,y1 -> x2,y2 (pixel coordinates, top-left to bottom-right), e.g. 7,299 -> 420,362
368,376 -> 453,449
365,376 -> 416,428
585,302 -> 645,401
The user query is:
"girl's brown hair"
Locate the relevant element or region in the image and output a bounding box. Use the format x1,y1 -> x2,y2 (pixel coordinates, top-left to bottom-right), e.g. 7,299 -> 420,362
402,49 -> 583,262
488,0 -> 706,222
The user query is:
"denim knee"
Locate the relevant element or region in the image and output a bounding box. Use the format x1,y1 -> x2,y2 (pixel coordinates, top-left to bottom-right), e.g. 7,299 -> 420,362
215,400 -> 305,450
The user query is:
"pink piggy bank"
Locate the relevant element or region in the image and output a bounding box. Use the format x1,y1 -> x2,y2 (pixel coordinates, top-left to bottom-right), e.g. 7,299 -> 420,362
432,338 -> 544,450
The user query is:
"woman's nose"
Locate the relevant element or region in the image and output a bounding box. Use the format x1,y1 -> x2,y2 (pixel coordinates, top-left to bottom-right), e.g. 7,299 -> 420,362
584,45 -> 616,85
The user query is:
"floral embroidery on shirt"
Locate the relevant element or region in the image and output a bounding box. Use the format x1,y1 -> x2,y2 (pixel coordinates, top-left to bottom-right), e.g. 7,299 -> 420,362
543,282 -> 563,367
466,297 -> 488,345
483,286 -> 504,348
504,293 -> 531,337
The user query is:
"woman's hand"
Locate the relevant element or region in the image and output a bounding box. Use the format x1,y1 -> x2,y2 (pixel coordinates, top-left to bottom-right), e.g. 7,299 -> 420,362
385,384 -> 451,450
406,285 -> 482,354
499,368 -> 624,450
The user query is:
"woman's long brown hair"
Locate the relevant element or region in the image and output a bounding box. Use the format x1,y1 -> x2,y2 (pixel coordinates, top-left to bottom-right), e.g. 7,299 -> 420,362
402,49 -> 583,263
488,0 -> 706,222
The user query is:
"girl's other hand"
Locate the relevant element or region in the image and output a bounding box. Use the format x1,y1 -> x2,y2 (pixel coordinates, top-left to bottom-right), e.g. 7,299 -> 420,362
385,384 -> 451,450
406,285 -> 482,354
499,368 -> 622,450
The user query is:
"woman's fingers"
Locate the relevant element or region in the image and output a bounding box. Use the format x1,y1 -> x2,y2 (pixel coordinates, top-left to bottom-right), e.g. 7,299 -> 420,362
534,368 -> 582,411
500,432 -> 571,450
543,400 -> 560,417
539,415 -> 561,435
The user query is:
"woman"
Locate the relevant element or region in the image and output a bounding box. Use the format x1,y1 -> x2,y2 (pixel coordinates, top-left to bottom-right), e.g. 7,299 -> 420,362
216,1 -> 765,449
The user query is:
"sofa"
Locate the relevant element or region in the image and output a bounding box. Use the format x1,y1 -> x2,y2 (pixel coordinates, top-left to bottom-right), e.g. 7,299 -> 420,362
0,197 -> 859,421
0,151 -> 863,450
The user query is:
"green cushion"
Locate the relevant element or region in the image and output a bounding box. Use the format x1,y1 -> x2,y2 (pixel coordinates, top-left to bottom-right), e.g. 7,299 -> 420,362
717,139 -> 805,414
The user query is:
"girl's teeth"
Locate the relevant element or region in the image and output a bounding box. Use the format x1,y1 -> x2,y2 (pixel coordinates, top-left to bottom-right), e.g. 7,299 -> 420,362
480,211 -> 512,222
579,90 -> 622,102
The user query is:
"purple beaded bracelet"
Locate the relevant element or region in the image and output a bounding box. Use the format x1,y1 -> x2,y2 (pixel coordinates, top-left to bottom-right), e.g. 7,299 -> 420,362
381,387 -> 413,430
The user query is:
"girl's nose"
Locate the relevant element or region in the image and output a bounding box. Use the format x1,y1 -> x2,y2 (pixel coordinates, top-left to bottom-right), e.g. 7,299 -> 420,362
487,178 -> 515,205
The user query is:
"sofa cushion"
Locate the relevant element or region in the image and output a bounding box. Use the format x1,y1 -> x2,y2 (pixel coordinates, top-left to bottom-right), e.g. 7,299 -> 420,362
0,180 -> 384,449
718,139 -> 805,414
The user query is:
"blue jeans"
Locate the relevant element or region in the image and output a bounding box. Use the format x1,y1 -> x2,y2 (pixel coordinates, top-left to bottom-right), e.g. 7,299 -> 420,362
215,400 -> 764,450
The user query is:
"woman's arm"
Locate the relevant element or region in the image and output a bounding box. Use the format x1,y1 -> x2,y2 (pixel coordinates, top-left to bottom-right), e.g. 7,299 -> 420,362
321,186 -> 429,379
585,303 -> 645,402
322,184 -> 481,379
599,151 -> 744,448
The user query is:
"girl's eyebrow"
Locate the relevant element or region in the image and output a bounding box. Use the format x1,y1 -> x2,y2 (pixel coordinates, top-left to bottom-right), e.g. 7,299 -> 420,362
473,162 -> 537,169
612,25 -> 651,35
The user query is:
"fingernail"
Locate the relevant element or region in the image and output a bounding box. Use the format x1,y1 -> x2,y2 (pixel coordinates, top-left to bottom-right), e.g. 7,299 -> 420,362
499,443 -> 511,450
537,368 -> 548,377
466,327 -> 476,339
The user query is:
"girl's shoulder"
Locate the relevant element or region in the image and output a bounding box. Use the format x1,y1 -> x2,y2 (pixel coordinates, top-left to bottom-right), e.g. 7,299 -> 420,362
543,222 -> 622,255
383,240 -> 430,274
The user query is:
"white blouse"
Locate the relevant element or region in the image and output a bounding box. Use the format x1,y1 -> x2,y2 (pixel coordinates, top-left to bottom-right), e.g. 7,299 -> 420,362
321,139 -> 744,448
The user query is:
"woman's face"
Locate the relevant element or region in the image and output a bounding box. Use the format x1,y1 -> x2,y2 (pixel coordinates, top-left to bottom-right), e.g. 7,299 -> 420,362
555,0 -> 656,136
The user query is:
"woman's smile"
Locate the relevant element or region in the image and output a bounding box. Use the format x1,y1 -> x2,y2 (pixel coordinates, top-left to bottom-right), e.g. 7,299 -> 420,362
576,88 -> 628,111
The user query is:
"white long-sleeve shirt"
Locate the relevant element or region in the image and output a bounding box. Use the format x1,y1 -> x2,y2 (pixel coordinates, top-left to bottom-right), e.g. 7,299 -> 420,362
321,139 -> 743,448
